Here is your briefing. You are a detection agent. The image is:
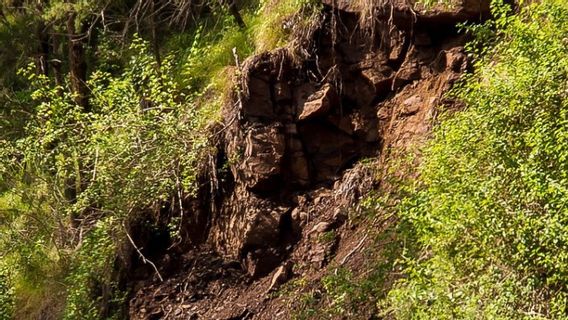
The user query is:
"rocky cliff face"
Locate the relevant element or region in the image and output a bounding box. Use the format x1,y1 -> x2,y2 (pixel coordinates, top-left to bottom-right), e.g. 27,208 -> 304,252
129,1 -> 489,318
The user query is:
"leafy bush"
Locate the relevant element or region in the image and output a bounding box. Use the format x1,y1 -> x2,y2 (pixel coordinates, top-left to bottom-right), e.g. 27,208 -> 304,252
0,266 -> 14,320
63,217 -> 123,320
0,0 -> 323,315
386,0 -> 568,318
0,37 -> 215,318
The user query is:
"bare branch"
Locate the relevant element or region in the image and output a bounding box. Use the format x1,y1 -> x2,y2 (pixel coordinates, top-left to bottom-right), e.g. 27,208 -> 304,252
123,222 -> 164,282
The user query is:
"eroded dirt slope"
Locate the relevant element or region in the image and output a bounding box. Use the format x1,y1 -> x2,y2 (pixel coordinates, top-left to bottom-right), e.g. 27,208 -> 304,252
128,1 -> 489,318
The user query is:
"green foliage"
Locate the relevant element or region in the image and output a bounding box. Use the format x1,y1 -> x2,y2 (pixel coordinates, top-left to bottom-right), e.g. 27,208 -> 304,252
9,37 -> 209,218
0,0 -> 321,316
250,0 -> 321,53
63,217 -> 123,320
169,0 -> 320,93
0,37 -> 215,318
415,0 -> 454,9
0,190 -> 66,319
318,230 -> 337,244
321,268 -> 357,316
0,265 -> 14,320
0,7 -> 41,141
83,37 -> 213,212
385,0 -> 568,318
293,293 -> 319,320
0,3 -> 41,90
175,16 -> 253,92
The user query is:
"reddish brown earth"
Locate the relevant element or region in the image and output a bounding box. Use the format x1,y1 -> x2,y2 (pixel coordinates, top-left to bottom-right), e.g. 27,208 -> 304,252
127,1 -> 489,319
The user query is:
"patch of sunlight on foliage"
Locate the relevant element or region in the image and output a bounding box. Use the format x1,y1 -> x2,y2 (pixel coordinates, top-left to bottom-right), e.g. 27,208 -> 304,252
414,0 -> 454,9
169,0 -> 320,93
251,0 -> 321,53
384,0 -> 568,318
0,268 -> 13,320
174,15 -> 254,92
0,194 -> 16,320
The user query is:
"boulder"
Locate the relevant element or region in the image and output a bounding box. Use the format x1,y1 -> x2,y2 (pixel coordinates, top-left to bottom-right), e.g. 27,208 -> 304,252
361,67 -> 394,96
267,262 -> 293,292
310,221 -> 332,234
298,84 -> 338,121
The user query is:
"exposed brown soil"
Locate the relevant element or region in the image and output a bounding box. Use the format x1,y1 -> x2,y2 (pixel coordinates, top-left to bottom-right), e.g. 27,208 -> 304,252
128,1 -> 489,319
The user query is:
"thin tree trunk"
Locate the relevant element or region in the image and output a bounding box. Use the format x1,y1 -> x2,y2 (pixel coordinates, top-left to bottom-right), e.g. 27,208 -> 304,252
223,0 -> 246,28
150,0 -> 161,66
50,33 -> 64,89
34,2 -> 49,76
67,13 -> 90,111
37,21 -> 50,76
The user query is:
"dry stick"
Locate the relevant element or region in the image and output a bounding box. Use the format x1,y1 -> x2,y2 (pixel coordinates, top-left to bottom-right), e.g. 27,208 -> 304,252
232,47 -> 244,120
176,171 -> 184,233
340,233 -> 369,265
124,223 -> 164,282
92,148 -> 99,181
208,153 -> 219,213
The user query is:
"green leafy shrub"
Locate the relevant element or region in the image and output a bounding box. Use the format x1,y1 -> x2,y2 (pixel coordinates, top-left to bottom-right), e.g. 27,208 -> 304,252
0,266 -> 14,320
386,0 -> 568,318
0,0 -> 323,317
0,36 -> 217,318
63,217 -> 122,320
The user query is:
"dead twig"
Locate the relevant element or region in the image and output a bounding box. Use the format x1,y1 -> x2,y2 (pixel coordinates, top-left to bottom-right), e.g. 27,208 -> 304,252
232,47 -> 245,121
124,223 -> 164,282
340,233 -> 368,265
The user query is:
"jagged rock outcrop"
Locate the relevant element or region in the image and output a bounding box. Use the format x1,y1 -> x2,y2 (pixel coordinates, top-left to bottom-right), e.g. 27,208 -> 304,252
129,1 -> 489,318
